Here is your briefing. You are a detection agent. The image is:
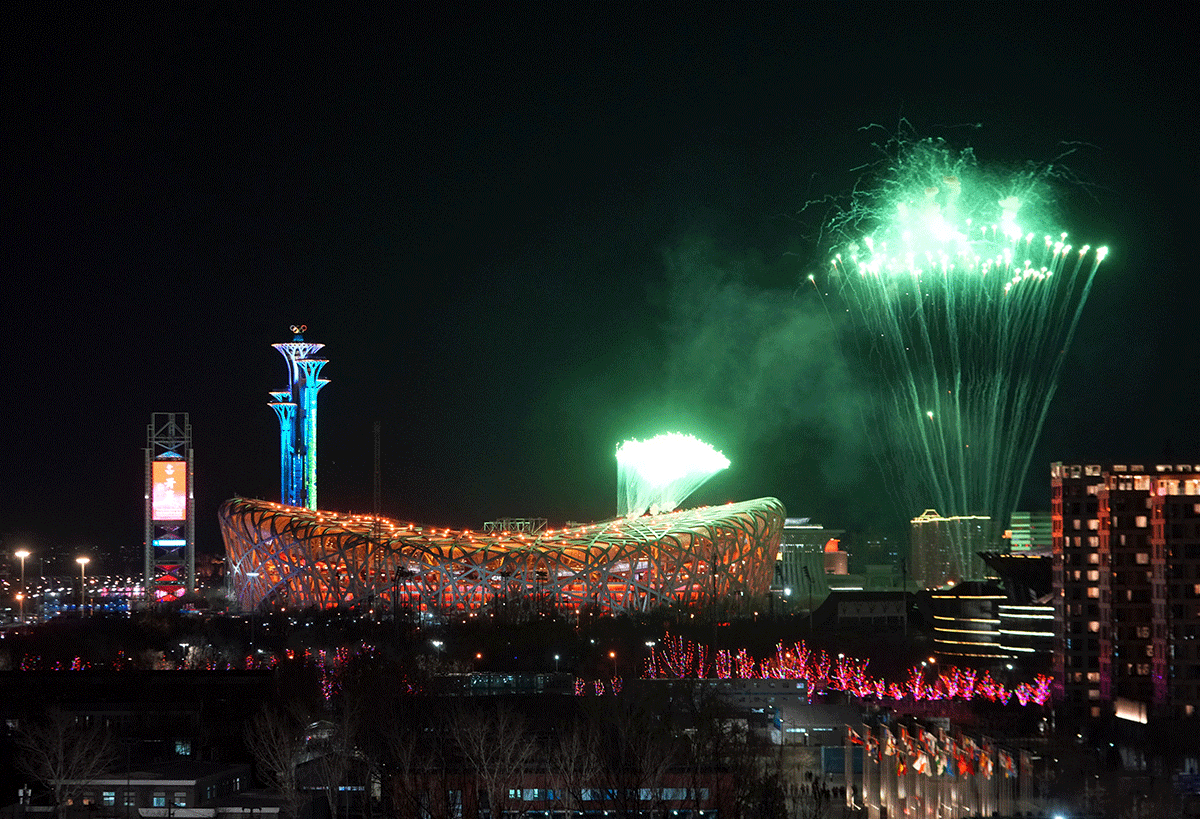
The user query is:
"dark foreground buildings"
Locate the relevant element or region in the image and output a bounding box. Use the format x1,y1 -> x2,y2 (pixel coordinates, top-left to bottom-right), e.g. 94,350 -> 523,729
1052,461 -> 1200,718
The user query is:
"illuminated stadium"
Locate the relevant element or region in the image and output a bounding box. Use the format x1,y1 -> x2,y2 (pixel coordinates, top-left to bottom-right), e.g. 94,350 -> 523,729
220,496 -> 785,614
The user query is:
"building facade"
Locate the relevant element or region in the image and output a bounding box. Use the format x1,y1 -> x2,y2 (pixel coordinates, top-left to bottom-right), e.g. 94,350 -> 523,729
1008,511 -> 1053,553
1052,462 -> 1200,718
910,510 -> 991,590
773,519 -> 844,607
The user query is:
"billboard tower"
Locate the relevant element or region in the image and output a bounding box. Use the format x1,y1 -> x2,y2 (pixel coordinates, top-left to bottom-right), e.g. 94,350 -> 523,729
269,325 -> 329,509
144,413 -> 195,602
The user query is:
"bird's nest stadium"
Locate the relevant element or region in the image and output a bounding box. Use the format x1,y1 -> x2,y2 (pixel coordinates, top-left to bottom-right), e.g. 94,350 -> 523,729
219,497 -> 785,613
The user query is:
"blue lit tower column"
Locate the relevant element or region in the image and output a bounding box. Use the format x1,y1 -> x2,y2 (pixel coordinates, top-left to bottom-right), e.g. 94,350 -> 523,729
269,393 -> 298,505
271,325 -> 329,509
144,413 -> 195,603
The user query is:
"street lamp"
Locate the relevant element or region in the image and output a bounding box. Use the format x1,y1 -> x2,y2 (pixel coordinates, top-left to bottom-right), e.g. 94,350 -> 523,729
245,572 -> 260,649
14,550 -> 29,622
76,557 -> 90,616
608,650 -> 616,678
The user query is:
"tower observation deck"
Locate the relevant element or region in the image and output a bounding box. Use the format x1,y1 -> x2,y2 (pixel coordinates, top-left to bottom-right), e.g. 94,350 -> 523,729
269,326 -> 329,509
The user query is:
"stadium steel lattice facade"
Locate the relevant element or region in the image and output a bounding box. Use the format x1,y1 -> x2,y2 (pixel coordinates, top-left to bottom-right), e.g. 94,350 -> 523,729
220,496 -> 785,613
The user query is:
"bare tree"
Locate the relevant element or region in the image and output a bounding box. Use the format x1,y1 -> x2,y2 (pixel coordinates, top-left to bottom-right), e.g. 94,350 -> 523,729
14,708 -> 116,818
450,704 -> 535,819
678,683 -> 764,819
389,714 -> 460,819
306,719 -> 355,819
549,719 -> 603,817
244,704 -> 305,818
586,694 -> 677,819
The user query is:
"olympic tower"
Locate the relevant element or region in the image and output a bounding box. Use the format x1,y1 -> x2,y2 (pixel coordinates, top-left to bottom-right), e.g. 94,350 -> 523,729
269,325 -> 329,509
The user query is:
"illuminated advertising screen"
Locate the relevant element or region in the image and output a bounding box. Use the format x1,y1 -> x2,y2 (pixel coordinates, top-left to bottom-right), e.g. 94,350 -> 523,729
152,460 -> 187,521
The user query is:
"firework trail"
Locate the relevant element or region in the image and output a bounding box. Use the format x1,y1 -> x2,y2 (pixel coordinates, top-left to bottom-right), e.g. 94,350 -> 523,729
823,137 -> 1107,577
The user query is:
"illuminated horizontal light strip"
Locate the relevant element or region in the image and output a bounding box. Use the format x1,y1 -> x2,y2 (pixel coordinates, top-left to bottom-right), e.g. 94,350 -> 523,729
999,629 -> 1054,637
999,604 -> 1055,610
931,594 -> 1006,599
933,615 -> 1000,623
999,613 -> 1054,620
935,627 -> 998,635
939,650 -> 1018,659
933,632 -> 997,642
934,637 -> 1009,650
1000,645 -> 1038,653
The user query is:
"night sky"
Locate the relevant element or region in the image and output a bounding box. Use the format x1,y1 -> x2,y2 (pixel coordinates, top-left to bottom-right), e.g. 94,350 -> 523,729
3,7 -> 1195,570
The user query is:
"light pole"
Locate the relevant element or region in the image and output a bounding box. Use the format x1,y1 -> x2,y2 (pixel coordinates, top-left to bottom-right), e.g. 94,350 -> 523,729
246,572 -> 259,650
15,550 -> 29,622
76,557 -> 90,616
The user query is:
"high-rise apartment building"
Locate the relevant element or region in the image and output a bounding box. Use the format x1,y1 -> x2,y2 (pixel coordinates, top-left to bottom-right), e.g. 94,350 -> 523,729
1052,462 -> 1200,718
910,510 -> 991,589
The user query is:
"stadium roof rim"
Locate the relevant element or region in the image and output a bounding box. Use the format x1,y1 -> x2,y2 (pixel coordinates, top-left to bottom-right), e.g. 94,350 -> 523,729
220,495 -> 785,550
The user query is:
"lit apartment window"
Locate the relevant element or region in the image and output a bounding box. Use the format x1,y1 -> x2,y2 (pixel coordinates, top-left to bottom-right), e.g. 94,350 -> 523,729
1088,621 -> 1101,632
153,793 -> 166,808
1136,516 -> 1149,528
1087,672 -> 1100,682
1088,553 -> 1100,565
1073,519 -> 1082,530
1088,570 -> 1100,581
1138,626 -> 1151,638
1137,553 -> 1150,565
102,793 -> 115,807
1089,519 -> 1100,531
1088,587 -> 1100,599
1088,689 -> 1100,699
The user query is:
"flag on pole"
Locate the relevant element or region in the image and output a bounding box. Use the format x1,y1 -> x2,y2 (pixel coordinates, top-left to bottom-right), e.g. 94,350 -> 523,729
922,729 -> 937,756
955,736 -> 976,777
937,746 -> 952,777
979,744 -> 994,780
847,726 -> 864,745
866,731 -> 880,763
913,750 -> 931,776
884,727 -> 897,757
999,750 -> 1016,778
937,729 -> 954,777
